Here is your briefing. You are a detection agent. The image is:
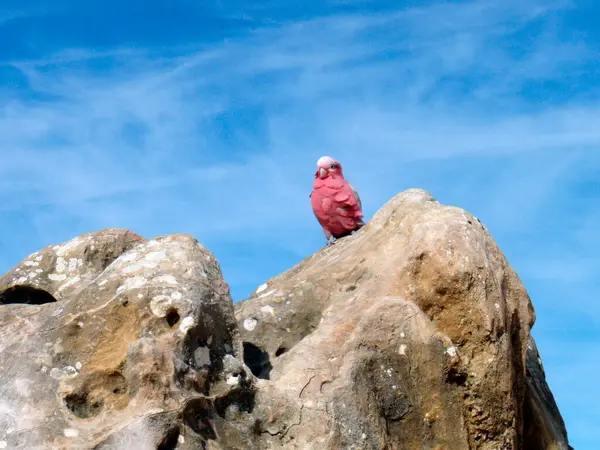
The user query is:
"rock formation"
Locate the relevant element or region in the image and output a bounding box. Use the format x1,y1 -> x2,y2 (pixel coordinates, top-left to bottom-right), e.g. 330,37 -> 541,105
0,190 -> 570,449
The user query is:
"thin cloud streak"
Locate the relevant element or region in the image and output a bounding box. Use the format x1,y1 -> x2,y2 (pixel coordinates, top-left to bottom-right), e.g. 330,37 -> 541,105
1,0 -> 597,218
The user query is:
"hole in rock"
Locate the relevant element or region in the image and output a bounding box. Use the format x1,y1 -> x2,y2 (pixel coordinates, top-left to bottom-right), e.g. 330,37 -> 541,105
64,371 -> 128,419
0,285 -> 57,306
183,398 -> 217,441
447,370 -> 467,386
214,379 -> 256,418
64,392 -> 104,419
166,309 -> 180,327
243,342 -> 272,380
275,347 -> 287,357
157,426 -> 180,450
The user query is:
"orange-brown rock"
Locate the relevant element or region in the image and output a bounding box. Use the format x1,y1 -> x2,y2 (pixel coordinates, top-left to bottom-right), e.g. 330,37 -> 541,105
235,189 -> 571,450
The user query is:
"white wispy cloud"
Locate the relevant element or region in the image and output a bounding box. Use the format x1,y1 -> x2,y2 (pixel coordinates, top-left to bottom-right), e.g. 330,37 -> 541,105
2,0 -> 596,232
1,2 -> 598,444
0,0 -> 594,270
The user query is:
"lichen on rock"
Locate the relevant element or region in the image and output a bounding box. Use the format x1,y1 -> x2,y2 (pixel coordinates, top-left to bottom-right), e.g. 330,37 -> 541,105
0,229 -> 251,449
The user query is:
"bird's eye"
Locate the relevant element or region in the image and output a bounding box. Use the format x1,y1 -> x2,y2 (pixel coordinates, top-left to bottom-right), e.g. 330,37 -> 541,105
330,164 -> 336,169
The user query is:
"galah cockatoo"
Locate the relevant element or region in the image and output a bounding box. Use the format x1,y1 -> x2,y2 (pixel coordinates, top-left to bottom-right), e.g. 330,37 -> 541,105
310,156 -> 365,245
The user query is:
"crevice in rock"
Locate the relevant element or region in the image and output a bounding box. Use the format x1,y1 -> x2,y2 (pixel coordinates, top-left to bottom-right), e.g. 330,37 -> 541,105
156,426 -> 180,450
280,405 -> 304,438
242,342 -> 272,380
510,309 -> 526,446
183,398 -> 217,441
0,285 -> 57,306
275,346 -> 287,357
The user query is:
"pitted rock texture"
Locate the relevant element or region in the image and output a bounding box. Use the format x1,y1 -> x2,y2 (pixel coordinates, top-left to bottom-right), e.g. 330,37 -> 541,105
0,229 -> 145,302
0,190 -> 571,450
235,188 -> 571,450
0,229 -> 251,449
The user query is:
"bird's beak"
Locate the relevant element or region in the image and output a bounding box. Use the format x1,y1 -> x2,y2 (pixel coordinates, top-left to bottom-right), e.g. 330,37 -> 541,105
318,168 -> 327,178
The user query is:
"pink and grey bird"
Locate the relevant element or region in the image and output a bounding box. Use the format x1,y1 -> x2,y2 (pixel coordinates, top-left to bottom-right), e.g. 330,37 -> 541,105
310,156 -> 365,245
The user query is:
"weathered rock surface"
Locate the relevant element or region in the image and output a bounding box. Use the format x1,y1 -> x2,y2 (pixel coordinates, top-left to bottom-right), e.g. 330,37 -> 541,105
0,230 -> 247,449
235,189 -> 571,450
0,189 -> 570,449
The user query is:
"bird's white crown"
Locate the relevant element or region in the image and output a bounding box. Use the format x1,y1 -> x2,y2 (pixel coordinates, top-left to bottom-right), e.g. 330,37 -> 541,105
317,156 -> 336,167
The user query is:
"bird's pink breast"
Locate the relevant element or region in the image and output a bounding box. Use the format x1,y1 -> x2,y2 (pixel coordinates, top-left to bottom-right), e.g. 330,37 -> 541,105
311,177 -> 363,236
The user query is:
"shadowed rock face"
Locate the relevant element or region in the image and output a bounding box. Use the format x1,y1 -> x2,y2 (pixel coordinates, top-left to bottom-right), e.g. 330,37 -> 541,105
0,190 -> 570,449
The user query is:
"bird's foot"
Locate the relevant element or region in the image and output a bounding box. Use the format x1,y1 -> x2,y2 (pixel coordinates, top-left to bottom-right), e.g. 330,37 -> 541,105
350,223 -> 365,236
326,236 -> 337,246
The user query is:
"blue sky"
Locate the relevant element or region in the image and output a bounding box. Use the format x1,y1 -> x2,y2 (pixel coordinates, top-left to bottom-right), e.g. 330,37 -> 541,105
1,0 -> 598,446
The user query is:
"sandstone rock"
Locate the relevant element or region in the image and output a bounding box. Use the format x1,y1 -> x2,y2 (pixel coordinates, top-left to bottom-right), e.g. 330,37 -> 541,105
235,189 -> 571,449
0,229 -> 144,303
0,229 -> 250,449
0,190 -> 571,449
